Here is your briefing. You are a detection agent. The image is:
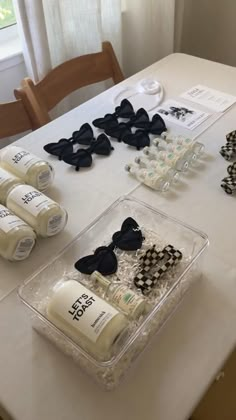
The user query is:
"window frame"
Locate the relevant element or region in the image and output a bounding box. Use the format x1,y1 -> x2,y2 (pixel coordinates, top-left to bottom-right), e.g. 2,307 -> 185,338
0,22 -> 17,42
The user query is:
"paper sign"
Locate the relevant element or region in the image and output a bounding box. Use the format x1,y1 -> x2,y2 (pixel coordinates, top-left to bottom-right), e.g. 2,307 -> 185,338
156,99 -> 209,130
180,85 -> 236,113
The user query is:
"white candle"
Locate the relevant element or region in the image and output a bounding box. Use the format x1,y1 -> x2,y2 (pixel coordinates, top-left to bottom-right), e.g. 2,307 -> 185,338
0,146 -> 54,191
0,204 -> 36,261
47,280 -> 128,360
0,166 -> 23,205
6,185 -> 67,237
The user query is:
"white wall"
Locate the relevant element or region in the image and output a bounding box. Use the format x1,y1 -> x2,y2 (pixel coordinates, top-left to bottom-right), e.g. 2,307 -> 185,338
0,55 -> 28,147
179,0 -> 236,67
0,56 -> 27,102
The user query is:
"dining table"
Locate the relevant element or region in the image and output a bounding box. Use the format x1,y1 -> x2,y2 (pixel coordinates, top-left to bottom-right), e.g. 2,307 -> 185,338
0,53 -> 236,420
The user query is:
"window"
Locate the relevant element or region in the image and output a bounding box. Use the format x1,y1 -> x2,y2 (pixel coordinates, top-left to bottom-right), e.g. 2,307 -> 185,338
0,0 -> 16,29
0,0 -> 21,64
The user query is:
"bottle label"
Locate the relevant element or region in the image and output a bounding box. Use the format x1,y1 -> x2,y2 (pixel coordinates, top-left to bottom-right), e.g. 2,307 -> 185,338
0,204 -> 27,233
37,169 -> 53,190
9,185 -> 55,217
111,286 -> 144,316
169,145 -> 185,155
14,237 -> 35,260
3,146 -> 43,175
154,161 -> 168,175
47,214 -> 66,236
160,152 -> 178,166
0,167 -> 17,186
52,282 -> 119,343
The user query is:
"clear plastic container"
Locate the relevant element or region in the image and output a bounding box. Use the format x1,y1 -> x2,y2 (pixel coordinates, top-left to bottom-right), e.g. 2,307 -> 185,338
0,204 -> 36,261
0,166 -> 23,205
0,146 -> 54,191
6,184 -> 68,237
18,197 -> 208,389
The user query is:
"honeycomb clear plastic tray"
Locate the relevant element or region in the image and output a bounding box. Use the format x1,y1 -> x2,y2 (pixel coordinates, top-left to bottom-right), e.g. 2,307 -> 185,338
18,196 -> 209,389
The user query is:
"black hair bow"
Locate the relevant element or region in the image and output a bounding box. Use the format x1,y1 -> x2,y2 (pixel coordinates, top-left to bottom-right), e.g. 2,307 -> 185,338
105,122 -> 132,142
129,108 -> 167,134
115,99 -> 135,119
92,114 -> 118,130
43,123 -> 94,160
75,217 -> 144,275
62,133 -> 113,171
122,130 -> 150,150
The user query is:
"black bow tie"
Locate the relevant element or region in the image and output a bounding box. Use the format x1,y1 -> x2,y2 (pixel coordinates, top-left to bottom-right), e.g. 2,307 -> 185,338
43,123 -> 94,159
115,99 -> 135,119
62,134 -> 114,171
92,114 -> 118,130
75,217 -> 144,275
129,108 -> 167,134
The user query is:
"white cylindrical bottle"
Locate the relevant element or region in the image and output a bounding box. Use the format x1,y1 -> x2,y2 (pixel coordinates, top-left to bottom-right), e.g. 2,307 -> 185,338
0,146 -> 54,191
143,147 -> 189,172
6,185 -> 67,237
0,204 -> 36,261
152,138 -> 197,165
161,133 -> 204,156
47,280 -> 128,361
0,166 -> 23,205
91,271 -> 148,319
167,144 -> 197,165
125,163 -> 170,191
135,156 -> 179,184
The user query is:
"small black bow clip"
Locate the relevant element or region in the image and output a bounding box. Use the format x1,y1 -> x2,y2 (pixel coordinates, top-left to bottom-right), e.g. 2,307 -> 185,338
62,133 -> 114,171
92,114 -> 118,130
75,217 -> 144,275
92,99 -> 135,133
105,122 -> 132,142
129,108 -> 167,134
43,123 -> 94,160
122,130 -> 150,150
115,99 -> 135,119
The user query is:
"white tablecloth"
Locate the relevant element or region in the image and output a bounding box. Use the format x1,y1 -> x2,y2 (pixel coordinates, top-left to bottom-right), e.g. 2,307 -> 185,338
0,53 -> 236,420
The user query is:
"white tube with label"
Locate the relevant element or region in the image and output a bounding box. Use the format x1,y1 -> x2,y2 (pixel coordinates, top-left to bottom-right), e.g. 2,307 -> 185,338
0,146 -> 54,191
6,185 -> 68,237
47,280 -> 128,360
0,166 -> 23,205
0,204 -> 36,261
91,271 -> 148,319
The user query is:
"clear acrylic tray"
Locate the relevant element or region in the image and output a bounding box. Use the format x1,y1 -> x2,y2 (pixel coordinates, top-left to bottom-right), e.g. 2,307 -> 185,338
18,196 -> 209,389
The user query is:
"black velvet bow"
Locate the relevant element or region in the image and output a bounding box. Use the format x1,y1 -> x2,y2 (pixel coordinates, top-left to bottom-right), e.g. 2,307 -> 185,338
115,99 -> 135,119
105,122 -> 132,142
129,108 -> 167,134
92,114 -> 118,130
62,133 -> 114,171
75,217 -> 144,275
122,130 -> 150,150
43,123 -> 94,160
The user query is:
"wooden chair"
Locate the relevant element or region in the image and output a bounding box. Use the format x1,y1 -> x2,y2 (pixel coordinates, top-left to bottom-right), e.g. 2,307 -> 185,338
15,41 -> 124,129
0,92 -> 35,140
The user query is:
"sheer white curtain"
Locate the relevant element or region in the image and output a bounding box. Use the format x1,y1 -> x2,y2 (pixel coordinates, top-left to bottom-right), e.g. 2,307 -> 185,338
14,0 -> 178,112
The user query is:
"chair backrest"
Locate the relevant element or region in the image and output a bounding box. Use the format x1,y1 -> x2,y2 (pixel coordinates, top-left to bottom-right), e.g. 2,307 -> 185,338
15,41 -> 124,129
0,94 -> 34,140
